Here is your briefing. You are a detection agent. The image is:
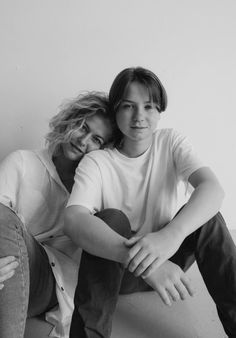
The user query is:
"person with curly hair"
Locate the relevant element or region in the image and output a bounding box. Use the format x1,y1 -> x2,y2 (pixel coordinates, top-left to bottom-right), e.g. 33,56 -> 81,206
0,91 -> 115,338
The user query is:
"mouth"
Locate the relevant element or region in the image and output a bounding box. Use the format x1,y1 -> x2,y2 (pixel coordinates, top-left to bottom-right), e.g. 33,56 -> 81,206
130,126 -> 147,130
70,142 -> 84,154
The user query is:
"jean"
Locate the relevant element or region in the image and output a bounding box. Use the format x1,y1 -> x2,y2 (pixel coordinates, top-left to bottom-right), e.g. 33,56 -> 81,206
70,208 -> 236,338
0,203 -> 57,338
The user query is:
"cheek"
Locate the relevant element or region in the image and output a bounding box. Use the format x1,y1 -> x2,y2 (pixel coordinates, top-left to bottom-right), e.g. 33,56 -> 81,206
116,112 -> 128,129
86,142 -> 100,153
149,114 -> 160,127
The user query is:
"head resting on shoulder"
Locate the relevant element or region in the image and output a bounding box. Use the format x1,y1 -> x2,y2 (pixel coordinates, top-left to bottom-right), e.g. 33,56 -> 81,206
45,91 -> 115,155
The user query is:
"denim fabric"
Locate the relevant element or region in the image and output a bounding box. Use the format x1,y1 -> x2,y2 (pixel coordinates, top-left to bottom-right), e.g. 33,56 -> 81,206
70,209 -> 236,338
0,203 -> 57,338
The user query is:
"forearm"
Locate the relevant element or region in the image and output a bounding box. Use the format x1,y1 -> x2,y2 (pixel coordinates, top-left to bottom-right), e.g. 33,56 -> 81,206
164,180 -> 225,241
64,207 -> 129,264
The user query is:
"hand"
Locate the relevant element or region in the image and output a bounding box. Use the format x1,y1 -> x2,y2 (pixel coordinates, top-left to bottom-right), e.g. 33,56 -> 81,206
0,256 -> 19,290
144,260 -> 195,306
124,229 -> 183,278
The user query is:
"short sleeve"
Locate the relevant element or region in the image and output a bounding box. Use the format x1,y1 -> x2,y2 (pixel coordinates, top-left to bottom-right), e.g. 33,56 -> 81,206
171,130 -> 204,181
67,154 -> 102,213
0,151 -> 24,209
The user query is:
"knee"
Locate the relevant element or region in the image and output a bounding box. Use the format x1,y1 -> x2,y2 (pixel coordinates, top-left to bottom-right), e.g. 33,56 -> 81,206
95,208 -> 131,239
207,212 -> 226,228
0,203 -> 25,247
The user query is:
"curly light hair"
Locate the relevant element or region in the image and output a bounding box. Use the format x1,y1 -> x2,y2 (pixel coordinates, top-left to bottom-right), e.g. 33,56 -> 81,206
45,91 -> 114,155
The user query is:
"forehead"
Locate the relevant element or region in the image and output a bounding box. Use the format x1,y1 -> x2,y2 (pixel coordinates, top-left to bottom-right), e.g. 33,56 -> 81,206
123,82 -> 151,102
85,114 -> 112,140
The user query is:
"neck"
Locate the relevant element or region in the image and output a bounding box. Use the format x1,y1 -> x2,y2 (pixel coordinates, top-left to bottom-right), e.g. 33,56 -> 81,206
52,153 -> 79,192
118,137 -> 152,158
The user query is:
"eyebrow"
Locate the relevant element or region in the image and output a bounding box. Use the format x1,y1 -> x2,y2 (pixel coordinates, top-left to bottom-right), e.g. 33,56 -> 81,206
122,99 -> 153,104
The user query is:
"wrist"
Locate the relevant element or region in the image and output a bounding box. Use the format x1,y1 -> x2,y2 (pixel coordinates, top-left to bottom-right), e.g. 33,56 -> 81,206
161,221 -> 186,243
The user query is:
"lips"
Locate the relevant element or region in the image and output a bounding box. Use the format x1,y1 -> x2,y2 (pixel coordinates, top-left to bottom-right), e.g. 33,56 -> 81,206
70,142 -> 84,154
130,126 -> 147,129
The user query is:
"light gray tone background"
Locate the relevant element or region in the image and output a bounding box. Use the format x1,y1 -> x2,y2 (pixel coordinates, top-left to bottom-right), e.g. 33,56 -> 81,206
1,0 -> 236,229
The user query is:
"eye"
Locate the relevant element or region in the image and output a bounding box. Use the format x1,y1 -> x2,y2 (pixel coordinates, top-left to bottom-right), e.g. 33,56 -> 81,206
121,103 -> 133,109
145,104 -> 154,110
92,136 -> 103,146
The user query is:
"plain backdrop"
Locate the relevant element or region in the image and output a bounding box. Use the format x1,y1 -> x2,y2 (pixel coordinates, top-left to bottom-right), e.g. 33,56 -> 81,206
1,0 -> 236,229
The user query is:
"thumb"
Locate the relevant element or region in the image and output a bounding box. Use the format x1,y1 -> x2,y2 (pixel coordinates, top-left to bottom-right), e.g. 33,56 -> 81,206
124,236 -> 141,247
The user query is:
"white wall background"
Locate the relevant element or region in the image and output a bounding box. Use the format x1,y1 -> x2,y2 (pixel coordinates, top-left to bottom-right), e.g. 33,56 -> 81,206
1,0 -> 236,229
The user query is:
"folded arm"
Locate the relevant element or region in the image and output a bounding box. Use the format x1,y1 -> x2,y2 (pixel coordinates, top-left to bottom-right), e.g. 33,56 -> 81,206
125,167 -> 225,277
64,205 -> 129,264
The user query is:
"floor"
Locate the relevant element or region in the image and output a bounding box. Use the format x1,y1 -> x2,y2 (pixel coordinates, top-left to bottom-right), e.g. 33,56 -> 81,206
25,230 -> 236,338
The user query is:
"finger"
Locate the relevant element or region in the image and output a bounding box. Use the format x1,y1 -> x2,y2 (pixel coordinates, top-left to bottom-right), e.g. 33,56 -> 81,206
166,285 -> 181,302
128,249 -> 148,273
124,236 -> 142,248
124,243 -> 142,268
173,282 -> 189,300
0,260 -> 19,277
181,275 -> 196,297
0,283 -> 4,290
156,287 -> 172,306
0,270 -> 15,283
141,258 -> 160,279
133,255 -> 156,277
0,256 -> 16,268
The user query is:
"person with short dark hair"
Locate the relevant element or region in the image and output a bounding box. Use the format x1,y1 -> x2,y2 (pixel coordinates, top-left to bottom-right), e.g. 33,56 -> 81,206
65,67 -> 236,338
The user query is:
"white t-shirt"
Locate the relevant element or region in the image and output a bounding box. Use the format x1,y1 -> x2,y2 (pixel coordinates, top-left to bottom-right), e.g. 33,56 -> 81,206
68,129 -> 204,235
0,149 -> 81,338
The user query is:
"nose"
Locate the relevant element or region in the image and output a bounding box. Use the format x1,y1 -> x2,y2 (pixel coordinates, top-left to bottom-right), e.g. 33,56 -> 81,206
133,106 -> 144,122
79,133 -> 91,147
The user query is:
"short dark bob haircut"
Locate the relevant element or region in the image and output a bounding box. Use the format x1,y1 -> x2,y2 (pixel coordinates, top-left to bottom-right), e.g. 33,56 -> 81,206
109,67 -> 168,114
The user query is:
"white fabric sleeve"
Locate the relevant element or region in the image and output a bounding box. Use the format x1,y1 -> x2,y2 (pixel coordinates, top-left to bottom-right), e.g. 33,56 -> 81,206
171,130 -> 205,181
0,151 -> 24,209
67,154 -> 102,213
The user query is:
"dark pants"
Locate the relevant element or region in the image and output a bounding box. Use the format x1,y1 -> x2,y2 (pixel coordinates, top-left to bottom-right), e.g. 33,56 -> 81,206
70,209 -> 236,338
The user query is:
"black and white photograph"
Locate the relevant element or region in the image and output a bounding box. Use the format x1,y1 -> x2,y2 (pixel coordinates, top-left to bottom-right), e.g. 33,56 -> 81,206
0,1 -> 236,337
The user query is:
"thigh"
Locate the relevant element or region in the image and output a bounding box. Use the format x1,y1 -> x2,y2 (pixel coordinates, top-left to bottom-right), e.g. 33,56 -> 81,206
24,232 -> 57,317
169,233 -> 196,272
119,269 -> 151,295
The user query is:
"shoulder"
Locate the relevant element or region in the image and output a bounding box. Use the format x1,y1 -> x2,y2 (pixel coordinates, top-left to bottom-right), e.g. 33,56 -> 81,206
0,149 -> 50,174
0,149 -> 31,167
154,128 -> 182,140
154,128 -> 191,146
83,148 -> 115,164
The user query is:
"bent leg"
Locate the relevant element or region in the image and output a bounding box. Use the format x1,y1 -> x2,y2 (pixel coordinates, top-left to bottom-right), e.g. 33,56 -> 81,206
0,204 -> 57,338
70,209 -> 132,338
0,204 -> 29,338
27,236 -> 57,318
170,212 -> 236,337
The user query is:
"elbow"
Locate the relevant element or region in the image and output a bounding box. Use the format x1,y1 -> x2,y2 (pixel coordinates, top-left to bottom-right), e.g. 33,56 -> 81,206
213,181 -> 225,208
218,183 -> 225,204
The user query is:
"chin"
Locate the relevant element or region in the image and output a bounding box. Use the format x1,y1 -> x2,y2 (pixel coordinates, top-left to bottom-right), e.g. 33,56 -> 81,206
65,152 -> 83,162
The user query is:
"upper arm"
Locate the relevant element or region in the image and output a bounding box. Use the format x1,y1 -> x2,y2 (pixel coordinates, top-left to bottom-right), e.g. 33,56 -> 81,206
67,155 -> 102,212
188,166 -> 223,191
64,205 -> 91,234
